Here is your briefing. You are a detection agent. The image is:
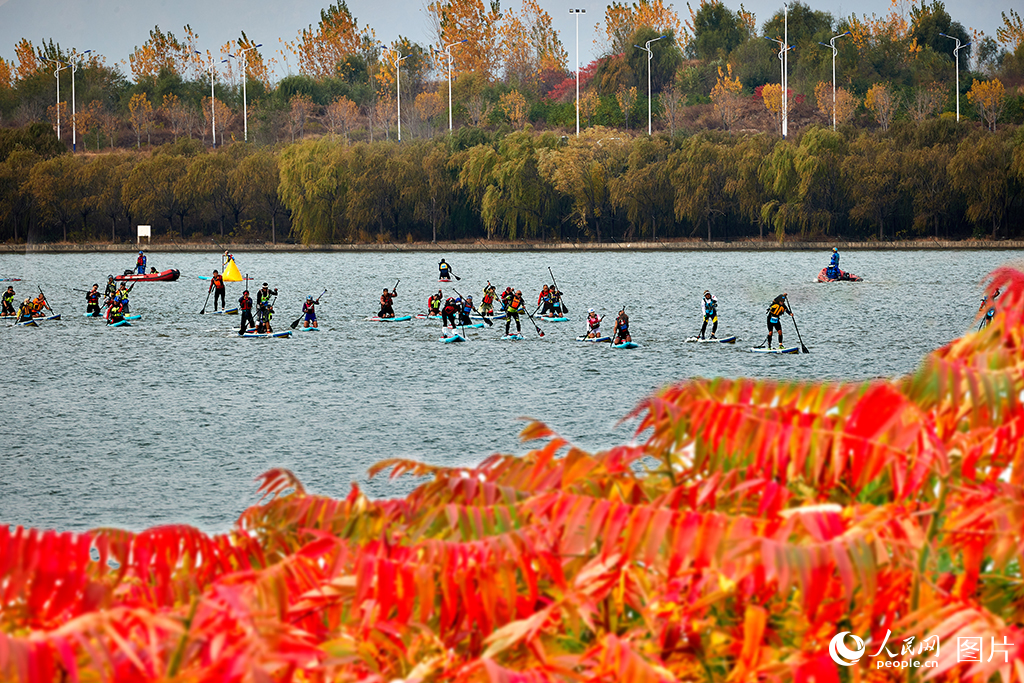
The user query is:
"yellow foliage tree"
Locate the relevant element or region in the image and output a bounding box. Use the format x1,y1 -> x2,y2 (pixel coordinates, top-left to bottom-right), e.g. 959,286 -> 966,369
762,82 -> 783,129
14,39 -> 39,82
0,57 -> 12,90
128,26 -> 191,80
865,82 -> 899,131
428,0 -> 502,80
499,0 -> 568,86
499,89 -> 528,129
128,93 -> 153,148
997,9 -> 1024,51
292,2 -> 374,80
710,63 -> 742,130
323,96 -> 361,141
616,85 -> 638,129
600,0 -> 685,54
847,0 -> 911,50
813,80 -> 859,127
579,90 -> 601,127
46,101 -> 67,136
907,81 -> 945,122
237,33 -> 272,89
968,78 -> 1006,132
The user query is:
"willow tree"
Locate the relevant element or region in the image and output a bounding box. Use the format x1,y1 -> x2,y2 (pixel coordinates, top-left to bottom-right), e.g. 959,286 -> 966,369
277,139 -> 351,243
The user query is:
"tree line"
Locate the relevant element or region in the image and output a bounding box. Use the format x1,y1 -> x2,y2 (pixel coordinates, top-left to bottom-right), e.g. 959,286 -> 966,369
3,118 -> 1022,245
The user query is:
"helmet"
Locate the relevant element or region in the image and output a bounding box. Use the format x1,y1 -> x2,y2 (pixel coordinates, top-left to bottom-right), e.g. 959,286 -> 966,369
704,290 -> 710,297
138,250 -> 144,254
243,290 -> 249,294
108,275 -> 114,280
832,247 -> 838,252
307,295 -> 312,300
262,282 -> 269,287
588,308 -> 595,313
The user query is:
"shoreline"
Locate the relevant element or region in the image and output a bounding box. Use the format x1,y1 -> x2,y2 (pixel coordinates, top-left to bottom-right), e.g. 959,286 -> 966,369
2,239 -> 1024,253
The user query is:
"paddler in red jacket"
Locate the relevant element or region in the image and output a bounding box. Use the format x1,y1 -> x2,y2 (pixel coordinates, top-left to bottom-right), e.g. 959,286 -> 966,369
504,290 -> 524,336
209,270 -> 226,311
378,286 -> 397,319
238,290 -> 254,335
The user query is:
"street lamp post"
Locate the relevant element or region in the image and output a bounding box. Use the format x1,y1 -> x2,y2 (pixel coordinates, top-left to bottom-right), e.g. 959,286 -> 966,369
817,32 -> 849,130
443,40 -> 467,132
939,32 -> 970,122
70,49 -> 92,151
195,51 -> 224,147
235,42 -> 262,142
382,47 -> 409,141
46,59 -> 68,140
569,8 -> 586,136
634,35 -> 666,135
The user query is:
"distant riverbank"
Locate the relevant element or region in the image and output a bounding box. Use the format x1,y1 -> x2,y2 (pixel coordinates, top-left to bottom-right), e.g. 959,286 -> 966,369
2,238 -> 1024,253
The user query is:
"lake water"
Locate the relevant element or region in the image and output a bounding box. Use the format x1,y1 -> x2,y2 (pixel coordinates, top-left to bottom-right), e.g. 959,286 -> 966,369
0,249 -> 1015,533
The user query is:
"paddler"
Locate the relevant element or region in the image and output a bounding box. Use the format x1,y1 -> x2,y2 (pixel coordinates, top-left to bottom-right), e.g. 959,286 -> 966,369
700,290 -> 718,340
85,285 -> 101,317
16,298 -> 33,323
550,287 -> 565,316
504,289 -> 524,336
223,250 -> 234,266
30,292 -> 50,316
302,295 -> 319,329
238,290 -> 255,335
438,259 -> 453,280
585,308 -> 603,338
979,287 -> 1001,330
766,293 -> 792,350
441,296 -> 458,330
480,282 -> 496,315
537,285 -> 552,315
255,283 -> 277,333
1,286 -> 15,316
104,276 -> 117,298
209,269 -> 226,311
136,250 -> 147,275
826,247 -> 840,279
613,308 -> 631,344
428,290 -> 442,315
378,285 -> 397,319
115,282 -> 135,315
500,286 -> 514,312
458,296 -> 474,326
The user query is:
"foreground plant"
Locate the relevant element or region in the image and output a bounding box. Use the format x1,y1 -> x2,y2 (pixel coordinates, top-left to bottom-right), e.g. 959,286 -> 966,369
4,268 -> 1024,682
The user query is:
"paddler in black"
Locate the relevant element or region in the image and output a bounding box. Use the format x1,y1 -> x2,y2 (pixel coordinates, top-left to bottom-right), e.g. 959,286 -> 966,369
1,286 -> 15,316
504,290 -> 524,335
613,309 -> 630,343
457,297 -> 473,326
238,290 -> 255,335
86,285 -> 101,317
255,283 -> 277,333
766,293 -> 792,349
104,276 -> 117,298
441,297 -> 458,330
428,290 -> 442,315
378,286 -> 397,319
439,259 -> 453,280
209,270 -> 226,311
700,290 -> 718,340
108,298 -> 125,324
550,287 -> 565,316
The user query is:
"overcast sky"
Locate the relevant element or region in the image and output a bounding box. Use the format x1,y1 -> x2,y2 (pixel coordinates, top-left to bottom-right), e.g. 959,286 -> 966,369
0,0 -> 1009,80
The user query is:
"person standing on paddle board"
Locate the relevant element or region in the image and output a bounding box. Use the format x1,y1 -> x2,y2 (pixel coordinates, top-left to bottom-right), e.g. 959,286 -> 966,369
481,282 -> 496,315
441,297 -> 458,330
766,294 -> 792,350
85,285 -> 101,317
1,286 -> 15,316
136,250 -> 147,275
613,309 -> 631,344
238,290 -> 255,335
116,282 -> 135,315
438,259 -> 454,280
428,290 -> 442,315
302,295 -> 319,329
537,285 -> 553,315
700,291 -> 718,340
504,290 -> 525,336
209,270 -> 226,312
104,276 -> 117,299
256,283 -> 278,333
457,297 -> 474,326
378,286 -> 397,319
826,247 -> 840,279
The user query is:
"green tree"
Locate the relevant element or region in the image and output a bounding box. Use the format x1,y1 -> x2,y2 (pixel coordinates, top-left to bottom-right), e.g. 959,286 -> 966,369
901,144 -> 954,238
909,1 -> 970,64
231,149 -> 289,244
180,153 -> 233,237
670,134 -> 731,241
949,133 -> 1013,238
609,136 -> 674,240
277,139 -> 350,244
24,155 -> 84,241
688,2 -> 746,61
346,143 -> 404,240
122,154 -> 187,234
843,134 -> 904,240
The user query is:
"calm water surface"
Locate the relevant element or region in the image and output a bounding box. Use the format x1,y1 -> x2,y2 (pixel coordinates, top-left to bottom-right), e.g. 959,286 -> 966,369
0,249 -> 1016,532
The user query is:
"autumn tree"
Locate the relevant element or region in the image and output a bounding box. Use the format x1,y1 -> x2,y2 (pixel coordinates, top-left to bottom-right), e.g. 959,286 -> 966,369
615,85 -> 638,129
427,0 -> 502,80
813,80 -> 858,127
323,96 -> 360,141
499,0 -> 568,87
292,2 -> 375,80
710,63 -> 742,130
865,82 -> 899,131
414,91 -> 445,137
967,78 -> 1006,132
13,39 -> 39,82
908,82 -> 945,122
579,90 -> 600,127
599,0 -> 684,55
287,94 -> 315,143
128,26 -> 192,80
660,86 -> 684,136
997,8 -> 1024,52
499,89 -> 529,129
762,83 -> 783,129
127,93 -> 153,148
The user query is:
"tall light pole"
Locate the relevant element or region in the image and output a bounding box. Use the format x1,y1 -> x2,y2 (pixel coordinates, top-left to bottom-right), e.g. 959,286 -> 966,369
46,59 -> 68,140
569,8 -> 586,136
818,32 -> 849,130
70,50 -> 91,151
634,35 -> 666,135
443,39 -> 467,133
783,3 -> 789,138
764,37 -> 788,136
939,32 -> 970,122
195,51 -> 223,147
235,42 -> 262,141
382,46 -> 409,141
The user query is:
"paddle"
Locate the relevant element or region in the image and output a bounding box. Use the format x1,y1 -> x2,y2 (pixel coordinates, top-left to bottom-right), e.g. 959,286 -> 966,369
454,288 -> 492,326
199,288 -> 212,314
521,302 -> 545,338
37,287 -> 55,315
548,267 -> 569,315
785,296 -> 810,353
291,289 -> 327,329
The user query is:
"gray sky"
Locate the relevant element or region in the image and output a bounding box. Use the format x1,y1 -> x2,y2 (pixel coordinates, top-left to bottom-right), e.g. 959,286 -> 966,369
0,0 -> 1009,81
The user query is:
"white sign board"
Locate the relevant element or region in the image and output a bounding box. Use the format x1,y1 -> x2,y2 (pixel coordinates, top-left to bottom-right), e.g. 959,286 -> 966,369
137,225 -> 151,244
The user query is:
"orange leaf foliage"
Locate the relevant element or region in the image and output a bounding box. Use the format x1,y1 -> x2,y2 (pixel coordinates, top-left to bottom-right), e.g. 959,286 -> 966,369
5,267 -> 1024,682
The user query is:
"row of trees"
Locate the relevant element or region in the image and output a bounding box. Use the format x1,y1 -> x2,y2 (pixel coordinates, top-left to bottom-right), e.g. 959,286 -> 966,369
3,118 -> 1022,245
1,0 -> 1023,147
